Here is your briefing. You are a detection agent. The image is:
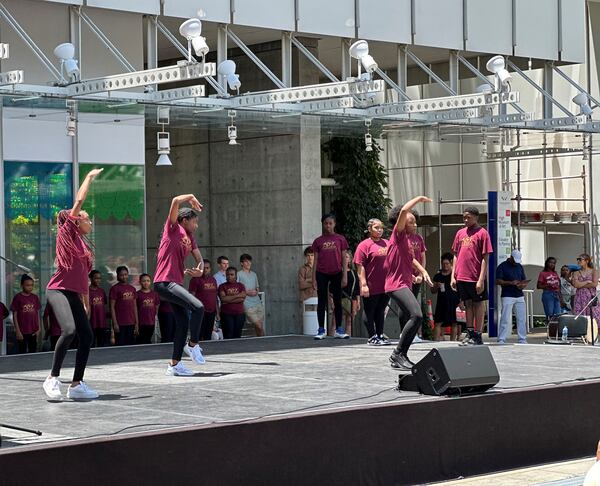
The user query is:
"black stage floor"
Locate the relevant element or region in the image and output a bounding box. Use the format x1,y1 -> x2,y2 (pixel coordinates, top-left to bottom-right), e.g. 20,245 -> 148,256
1,336 -> 600,485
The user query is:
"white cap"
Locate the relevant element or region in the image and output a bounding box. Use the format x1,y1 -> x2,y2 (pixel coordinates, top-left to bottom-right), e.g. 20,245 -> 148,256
511,249 -> 522,264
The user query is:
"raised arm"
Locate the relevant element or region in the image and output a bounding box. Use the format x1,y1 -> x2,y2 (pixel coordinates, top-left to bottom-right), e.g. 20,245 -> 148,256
71,168 -> 103,217
393,196 -> 432,235
168,194 -> 203,225
413,258 -> 433,287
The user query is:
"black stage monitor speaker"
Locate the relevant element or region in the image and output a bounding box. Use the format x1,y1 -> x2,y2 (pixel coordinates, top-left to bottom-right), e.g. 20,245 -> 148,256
412,347 -> 499,396
557,314 -> 588,337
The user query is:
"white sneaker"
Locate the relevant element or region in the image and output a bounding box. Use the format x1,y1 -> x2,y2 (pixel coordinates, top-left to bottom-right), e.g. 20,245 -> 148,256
165,361 -> 194,376
183,343 -> 206,364
67,381 -> 99,400
43,376 -> 62,399
334,328 -> 350,339
412,335 -> 424,343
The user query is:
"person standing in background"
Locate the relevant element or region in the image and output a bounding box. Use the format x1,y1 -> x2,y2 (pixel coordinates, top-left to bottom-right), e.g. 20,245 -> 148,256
189,259 -> 219,341
11,274 -> 41,354
238,254 -> 265,337
537,257 -> 561,321
496,250 -> 528,344
298,246 -> 317,303
88,270 -> 110,347
431,253 -> 460,341
560,265 -> 575,312
110,266 -> 138,346
136,273 -> 160,345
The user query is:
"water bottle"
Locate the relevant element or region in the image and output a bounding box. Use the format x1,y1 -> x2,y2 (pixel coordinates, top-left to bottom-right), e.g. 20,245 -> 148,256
561,325 -> 568,342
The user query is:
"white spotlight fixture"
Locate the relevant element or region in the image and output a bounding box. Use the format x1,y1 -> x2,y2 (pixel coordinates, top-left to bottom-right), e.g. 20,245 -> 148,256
156,107 -> 172,166
349,40 -> 378,78
364,119 -> 373,152
485,55 -> 511,93
54,43 -> 80,83
179,18 -> 209,62
227,110 -> 238,145
217,60 -> 241,94
66,114 -> 76,137
573,92 -> 593,117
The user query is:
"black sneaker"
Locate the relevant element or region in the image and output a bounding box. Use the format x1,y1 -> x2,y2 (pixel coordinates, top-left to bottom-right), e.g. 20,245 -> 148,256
473,331 -> 484,345
389,351 -> 415,371
459,329 -> 476,346
367,335 -> 381,346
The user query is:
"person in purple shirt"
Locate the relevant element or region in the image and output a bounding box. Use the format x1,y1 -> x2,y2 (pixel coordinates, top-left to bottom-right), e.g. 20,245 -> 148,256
312,213 -> 350,340
154,194 -> 206,376
385,196 -> 433,371
43,167 -> 102,400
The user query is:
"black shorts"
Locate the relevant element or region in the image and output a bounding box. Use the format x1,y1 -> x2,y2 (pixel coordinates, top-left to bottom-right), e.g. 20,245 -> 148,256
456,281 -> 488,303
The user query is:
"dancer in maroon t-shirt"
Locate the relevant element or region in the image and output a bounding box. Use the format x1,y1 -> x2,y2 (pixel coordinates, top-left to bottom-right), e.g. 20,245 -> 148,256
88,270 -> 110,347
136,273 -> 160,345
43,168 -> 102,400
311,213 -> 350,340
110,266 -> 139,346
450,207 -> 493,345
11,274 -> 41,354
189,259 -> 219,341
385,196 -> 433,371
154,194 -> 206,376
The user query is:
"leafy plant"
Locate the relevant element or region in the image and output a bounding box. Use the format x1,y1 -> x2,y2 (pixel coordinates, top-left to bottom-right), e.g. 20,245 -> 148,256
323,136 -> 391,249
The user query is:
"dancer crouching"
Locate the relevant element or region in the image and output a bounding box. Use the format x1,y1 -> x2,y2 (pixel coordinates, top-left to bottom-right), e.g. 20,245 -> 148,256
43,168 -> 103,400
154,194 -> 206,376
385,196 -> 433,371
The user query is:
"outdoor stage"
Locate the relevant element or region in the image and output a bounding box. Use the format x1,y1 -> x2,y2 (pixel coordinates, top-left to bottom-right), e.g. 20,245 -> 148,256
1,336 -> 600,485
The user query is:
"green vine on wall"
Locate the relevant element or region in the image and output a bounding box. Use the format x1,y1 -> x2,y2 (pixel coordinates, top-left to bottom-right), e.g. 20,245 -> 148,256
323,136 -> 391,249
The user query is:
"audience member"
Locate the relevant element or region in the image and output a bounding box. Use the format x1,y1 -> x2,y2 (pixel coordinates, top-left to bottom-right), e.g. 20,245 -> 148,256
238,253 -> 265,337
136,273 -> 160,344
432,253 -> 460,341
110,265 -> 138,346
215,256 -> 229,288
560,265 -> 575,312
10,274 -> 41,353
189,259 -> 219,341
298,246 -> 317,303
89,270 -> 110,347
341,250 -> 360,337
218,267 -> 246,339
496,250 -> 528,344
537,257 -> 561,320
572,254 -> 600,323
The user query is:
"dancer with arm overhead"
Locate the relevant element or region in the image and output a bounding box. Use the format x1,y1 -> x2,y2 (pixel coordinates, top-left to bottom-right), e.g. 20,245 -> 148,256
43,168 -> 103,400
153,194 -> 206,376
385,196 -> 433,371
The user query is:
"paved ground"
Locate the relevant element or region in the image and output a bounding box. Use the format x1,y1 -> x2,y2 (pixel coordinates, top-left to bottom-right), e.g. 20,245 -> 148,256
2,334 -> 600,453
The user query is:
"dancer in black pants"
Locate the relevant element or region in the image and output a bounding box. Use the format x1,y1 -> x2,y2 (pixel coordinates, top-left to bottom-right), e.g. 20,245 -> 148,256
384,196 -> 433,371
43,168 -> 103,400
153,194 -> 206,376
355,218 -> 391,345
312,213 -> 350,340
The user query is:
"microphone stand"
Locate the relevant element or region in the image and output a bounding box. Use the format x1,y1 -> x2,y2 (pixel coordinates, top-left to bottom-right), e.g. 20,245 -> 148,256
574,292 -> 598,346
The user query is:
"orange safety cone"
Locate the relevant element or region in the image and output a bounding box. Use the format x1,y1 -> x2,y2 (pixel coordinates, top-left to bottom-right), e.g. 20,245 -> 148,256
426,299 -> 435,329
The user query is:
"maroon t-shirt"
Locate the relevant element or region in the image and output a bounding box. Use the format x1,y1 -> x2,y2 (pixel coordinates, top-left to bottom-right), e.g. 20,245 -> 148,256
219,282 -> 246,315
452,226 -> 494,282
154,219 -> 198,285
354,238 -> 389,295
408,233 -> 427,275
0,302 -> 8,341
43,304 -> 61,337
189,276 -> 218,313
312,233 -> 349,275
384,229 -> 415,293
10,292 -> 41,334
47,216 -> 93,295
89,286 -> 108,329
110,283 -> 137,326
538,271 -> 560,293
136,290 -> 160,326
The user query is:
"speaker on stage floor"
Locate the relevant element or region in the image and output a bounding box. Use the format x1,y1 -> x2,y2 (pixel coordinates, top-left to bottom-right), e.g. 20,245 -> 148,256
411,347 -> 500,396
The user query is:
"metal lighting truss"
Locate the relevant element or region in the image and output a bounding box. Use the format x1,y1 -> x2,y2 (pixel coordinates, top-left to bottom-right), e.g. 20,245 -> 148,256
230,79 -> 384,108
66,62 -> 216,96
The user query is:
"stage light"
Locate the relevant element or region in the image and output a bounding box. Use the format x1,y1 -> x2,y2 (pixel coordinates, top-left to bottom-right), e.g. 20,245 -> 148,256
227,109 -> 238,145
54,43 -> 79,83
66,114 -> 76,137
217,60 -> 241,93
485,55 -> 511,93
156,132 -> 172,166
364,118 -> 373,152
179,18 -> 209,61
349,40 -> 378,76
573,92 -> 593,117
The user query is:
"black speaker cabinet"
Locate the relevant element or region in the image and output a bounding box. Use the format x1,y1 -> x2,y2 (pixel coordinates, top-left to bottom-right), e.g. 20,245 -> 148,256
412,347 -> 499,396
558,314 -> 588,337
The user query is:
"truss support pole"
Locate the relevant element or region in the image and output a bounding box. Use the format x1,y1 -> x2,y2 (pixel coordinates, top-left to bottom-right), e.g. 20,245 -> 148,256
406,48 -> 455,96
69,6 -> 82,76
145,16 -> 157,70
397,45 -> 408,95
290,35 -> 338,83
341,38 -> 352,81
449,50 -> 459,95
217,24 -> 228,90
281,32 -> 292,88
543,61 -> 553,119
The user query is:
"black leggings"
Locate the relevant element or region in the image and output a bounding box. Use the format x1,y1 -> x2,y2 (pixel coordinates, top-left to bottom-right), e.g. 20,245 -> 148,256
94,328 -> 111,347
117,326 -> 135,346
388,287 -> 423,355
137,325 -> 155,345
362,293 -> 390,337
316,271 -> 343,329
155,282 -> 204,361
200,311 -> 216,341
17,333 -> 37,354
397,283 -> 421,331
47,289 -> 93,382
